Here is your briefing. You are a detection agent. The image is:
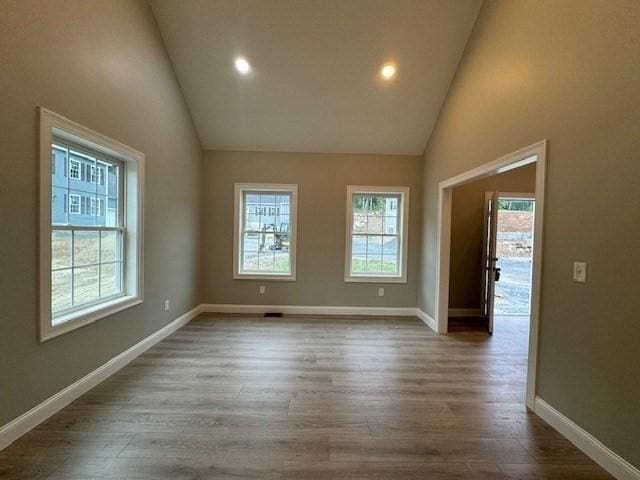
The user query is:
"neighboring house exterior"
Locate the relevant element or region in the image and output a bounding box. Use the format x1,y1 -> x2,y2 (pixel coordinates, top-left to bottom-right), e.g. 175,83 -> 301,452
51,145 -> 117,226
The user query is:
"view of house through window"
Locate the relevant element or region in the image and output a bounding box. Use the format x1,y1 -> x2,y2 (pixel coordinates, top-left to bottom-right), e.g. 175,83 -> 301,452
236,185 -> 297,278
51,143 -> 124,322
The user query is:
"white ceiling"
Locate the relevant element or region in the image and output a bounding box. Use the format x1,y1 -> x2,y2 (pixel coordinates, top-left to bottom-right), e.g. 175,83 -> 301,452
150,0 -> 481,155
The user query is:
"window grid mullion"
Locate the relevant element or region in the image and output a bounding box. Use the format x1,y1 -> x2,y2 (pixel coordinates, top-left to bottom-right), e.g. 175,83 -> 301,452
70,230 -> 75,307
98,230 -> 102,297
52,260 -> 121,273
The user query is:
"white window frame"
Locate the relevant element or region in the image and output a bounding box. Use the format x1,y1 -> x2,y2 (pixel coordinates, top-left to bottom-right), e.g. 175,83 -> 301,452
344,185 -> 409,283
68,193 -> 81,214
68,158 -> 80,179
38,107 -> 144,342
233,183 -> 298,281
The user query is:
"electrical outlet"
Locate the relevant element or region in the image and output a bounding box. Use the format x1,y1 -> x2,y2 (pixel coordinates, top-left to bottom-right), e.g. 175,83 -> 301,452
163,299 -> 170,311
378,287 -> 385,297
259,285 -> 266,294
573,262 -> 587,283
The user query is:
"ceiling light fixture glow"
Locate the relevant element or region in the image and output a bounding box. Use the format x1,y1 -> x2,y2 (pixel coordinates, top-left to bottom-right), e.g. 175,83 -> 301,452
381,63 -> 396,79
235,57 -> 251,75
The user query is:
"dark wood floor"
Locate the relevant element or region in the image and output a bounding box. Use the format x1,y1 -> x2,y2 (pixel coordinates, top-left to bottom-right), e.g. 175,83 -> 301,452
1,314 -> 612,479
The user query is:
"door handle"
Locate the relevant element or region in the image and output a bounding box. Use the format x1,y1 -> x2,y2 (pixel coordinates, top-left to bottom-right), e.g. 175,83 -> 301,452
494,267 -> 501,282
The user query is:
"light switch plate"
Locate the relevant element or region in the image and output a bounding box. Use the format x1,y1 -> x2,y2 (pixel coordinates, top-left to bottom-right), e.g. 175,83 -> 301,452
259,286 -> 266,294
573,262 -> 587,283
378,288 -> 385,297
164,299 -> 170,311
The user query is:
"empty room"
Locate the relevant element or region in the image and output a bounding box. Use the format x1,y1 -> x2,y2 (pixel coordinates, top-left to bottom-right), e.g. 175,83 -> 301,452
0,1 -> 638,479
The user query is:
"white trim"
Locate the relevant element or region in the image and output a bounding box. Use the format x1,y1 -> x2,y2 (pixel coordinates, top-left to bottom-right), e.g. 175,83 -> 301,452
534,397 -> 640,480
415,308 -> 437,332
233,183 -> 298,281
448,308 -> 483,317
344,185 -> 410,283
201,303 -> 419,318
0,305 -> 202,453
499,192 -> 536,199
434,140 -> 546,410
38,107 -> 145,342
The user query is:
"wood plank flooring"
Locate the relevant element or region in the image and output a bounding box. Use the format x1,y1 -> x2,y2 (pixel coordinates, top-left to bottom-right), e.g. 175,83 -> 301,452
0,314 -> 613,479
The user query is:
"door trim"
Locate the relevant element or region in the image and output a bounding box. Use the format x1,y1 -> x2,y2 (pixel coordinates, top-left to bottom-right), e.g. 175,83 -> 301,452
434,140 -> 547,409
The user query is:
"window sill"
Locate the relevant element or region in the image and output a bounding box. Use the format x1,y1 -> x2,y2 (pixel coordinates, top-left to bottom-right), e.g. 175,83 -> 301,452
40,295 -> 142,342
344,275 -> 407,284
234,273 -> 296,281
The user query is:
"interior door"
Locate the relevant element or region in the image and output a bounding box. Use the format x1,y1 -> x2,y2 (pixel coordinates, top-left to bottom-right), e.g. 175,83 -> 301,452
481,191 -> 500,334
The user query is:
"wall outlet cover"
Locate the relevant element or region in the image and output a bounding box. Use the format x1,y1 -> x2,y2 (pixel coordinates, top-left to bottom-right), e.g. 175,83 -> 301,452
573,262 -> 587,283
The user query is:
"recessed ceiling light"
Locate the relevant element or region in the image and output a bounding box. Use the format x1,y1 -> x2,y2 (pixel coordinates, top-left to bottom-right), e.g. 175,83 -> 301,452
235,57 -> 251,75
381,63 -> 396,79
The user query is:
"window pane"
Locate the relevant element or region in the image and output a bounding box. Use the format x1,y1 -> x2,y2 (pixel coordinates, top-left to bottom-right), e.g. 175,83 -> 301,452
73,265 -> 99,305
274,252 -> 290,273
100,262 -> 121,297
352,234 -> 367,254
260,232 -> 276,252
258,252 -> 275,271
384,216 -> 398,234
365,255 -> 383,273
51,186 -> 68,225
51,269 -> 72,314
277,194 -> 291,215
353,213 -> 366,233
100,231 -> 119,262
382,255 -> 399,274
384,196 -> 399,216
382,236 -> 398,255
277,214 -> 290,233
106,197 -> 118,227
52,230 -> 72,269
351,256 -> 366,273
74,230 -> 99,266
366,212 -> 383,234
69,153 -> 96,194
366,235 -> 383,255
92,194 -> 107,226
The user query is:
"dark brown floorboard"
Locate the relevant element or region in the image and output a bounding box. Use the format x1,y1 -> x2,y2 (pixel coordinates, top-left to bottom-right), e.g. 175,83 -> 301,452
0,314 -> 612,479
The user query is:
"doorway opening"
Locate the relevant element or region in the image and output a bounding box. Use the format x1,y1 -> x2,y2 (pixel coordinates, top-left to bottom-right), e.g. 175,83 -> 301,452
434,141 -> 546,409
494,195 -> 535,317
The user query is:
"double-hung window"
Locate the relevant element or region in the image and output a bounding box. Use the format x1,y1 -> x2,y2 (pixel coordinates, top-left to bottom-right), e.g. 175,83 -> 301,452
39,108 -> 144,341
233,183 -> 297,280
345,186 -> 409,283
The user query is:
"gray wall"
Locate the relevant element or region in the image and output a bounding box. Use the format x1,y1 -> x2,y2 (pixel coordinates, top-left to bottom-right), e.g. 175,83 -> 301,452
449,165 -> 535,309
201,150 -> 422,307
418,0 -> 640,467
0,0 -> 202,426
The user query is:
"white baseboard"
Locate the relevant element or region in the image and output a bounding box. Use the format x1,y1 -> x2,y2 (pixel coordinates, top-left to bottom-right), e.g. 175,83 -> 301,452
448,308 -> 483,317
201,303 -> 418,318
0,305 -> 202,452
534,397 -> 639,480
415,309 -> 437,332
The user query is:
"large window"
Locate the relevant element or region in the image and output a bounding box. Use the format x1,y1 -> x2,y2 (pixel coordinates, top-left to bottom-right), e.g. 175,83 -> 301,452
233,183 -> 297,280
345,186 -> 409,283
39,108 -> 144,341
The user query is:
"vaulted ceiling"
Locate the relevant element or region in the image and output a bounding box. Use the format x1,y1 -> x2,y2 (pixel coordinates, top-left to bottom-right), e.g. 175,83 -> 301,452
150,0 -> 481,155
